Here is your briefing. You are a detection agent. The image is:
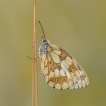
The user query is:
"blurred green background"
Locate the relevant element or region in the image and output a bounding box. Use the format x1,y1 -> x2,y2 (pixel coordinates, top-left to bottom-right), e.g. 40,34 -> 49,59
0,0 -> 106,106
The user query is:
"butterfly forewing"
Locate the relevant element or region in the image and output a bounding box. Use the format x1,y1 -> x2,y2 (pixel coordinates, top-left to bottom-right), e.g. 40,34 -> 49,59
39,38 -> 89,90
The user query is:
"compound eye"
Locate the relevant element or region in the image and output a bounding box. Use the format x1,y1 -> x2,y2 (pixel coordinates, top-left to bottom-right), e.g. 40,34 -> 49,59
42,39 -> 46,43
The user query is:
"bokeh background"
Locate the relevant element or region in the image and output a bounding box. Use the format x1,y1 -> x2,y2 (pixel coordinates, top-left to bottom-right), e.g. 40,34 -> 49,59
0,0 -> 106,106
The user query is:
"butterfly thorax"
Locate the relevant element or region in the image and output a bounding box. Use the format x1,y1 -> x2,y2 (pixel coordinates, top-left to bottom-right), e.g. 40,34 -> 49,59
38,38 -> 50,59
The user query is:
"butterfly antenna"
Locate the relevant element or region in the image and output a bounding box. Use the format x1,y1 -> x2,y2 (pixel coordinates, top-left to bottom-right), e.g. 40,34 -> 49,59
38,21 -> 46,38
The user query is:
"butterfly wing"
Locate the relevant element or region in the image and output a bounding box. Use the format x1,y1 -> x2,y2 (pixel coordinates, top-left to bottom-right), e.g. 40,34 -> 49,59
41,45 -> 89,90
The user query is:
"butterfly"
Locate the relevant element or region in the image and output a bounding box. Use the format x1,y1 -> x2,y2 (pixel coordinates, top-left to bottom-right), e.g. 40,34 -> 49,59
38,21 -> 89,90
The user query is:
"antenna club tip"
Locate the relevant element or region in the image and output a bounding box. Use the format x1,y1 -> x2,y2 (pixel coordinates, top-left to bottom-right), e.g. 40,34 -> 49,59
38,21 -> 46,38
38,20 -> 41,23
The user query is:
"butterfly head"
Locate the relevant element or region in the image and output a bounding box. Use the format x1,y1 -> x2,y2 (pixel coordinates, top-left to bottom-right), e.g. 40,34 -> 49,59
38,37 -> 51,58
41,37 -> 50,44
38,21 -> 51,58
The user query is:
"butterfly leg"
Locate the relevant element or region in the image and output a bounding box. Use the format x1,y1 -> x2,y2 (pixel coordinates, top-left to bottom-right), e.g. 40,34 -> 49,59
26,56 -> 39,60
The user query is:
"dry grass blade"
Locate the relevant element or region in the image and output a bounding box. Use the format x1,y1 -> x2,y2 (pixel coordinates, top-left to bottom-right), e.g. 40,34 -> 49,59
32,0 -> 38,106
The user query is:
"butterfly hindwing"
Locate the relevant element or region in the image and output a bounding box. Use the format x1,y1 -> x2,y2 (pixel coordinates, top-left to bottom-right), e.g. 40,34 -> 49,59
40,45 -> 89,90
